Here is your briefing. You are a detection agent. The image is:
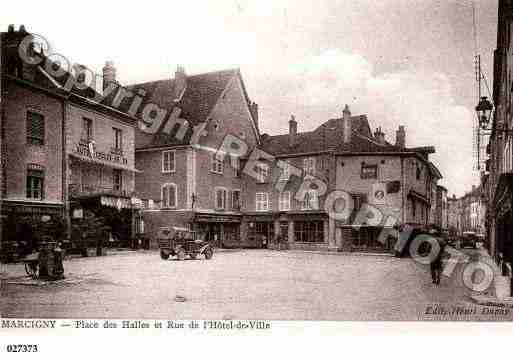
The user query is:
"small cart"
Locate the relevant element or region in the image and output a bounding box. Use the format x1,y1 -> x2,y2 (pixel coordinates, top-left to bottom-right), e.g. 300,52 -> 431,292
23,252 -> 40,279
158,226 -> 213,261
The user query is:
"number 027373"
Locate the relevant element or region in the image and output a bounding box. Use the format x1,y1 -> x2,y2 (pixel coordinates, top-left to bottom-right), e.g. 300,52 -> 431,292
6,344 -> 39,353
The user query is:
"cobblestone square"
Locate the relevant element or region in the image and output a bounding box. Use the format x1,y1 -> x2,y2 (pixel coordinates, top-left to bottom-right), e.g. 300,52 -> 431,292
2,250 -> 510,321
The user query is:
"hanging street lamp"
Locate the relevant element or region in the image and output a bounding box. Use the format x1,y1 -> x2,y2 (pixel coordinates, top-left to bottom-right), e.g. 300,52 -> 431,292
475,96 -> 494,130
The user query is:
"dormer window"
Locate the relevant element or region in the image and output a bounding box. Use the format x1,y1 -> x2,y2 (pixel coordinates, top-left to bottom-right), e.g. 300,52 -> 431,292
256,163 -> 269,183
303,157 -> 315,175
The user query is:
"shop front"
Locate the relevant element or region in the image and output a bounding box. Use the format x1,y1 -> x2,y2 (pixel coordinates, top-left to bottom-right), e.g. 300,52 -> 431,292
242,211 -> 329,250
0,200 -> 64,261
69,193 -> 135,253
494,173 -> 513,265
192,212 -> 242,248
337,225 -> 395,253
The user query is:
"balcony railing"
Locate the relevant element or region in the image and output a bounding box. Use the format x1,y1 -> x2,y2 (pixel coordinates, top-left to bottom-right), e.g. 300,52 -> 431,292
69,184 -> 128,198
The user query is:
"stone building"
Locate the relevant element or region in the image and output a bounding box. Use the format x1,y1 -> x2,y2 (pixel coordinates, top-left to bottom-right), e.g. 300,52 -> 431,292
486,0 -> 513,264
131,67 -> 260,248
447,194 -> 461,236
0,26 -> 67,247
435,185 -> 448,231
0,25 -> 142,255
250,106 -> 442,251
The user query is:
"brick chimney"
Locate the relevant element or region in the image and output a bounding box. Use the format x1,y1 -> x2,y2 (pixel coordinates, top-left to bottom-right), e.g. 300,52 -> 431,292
289,115 -> 297,147
174,65 -> 187,101
102,61 -> 116,90
374,126 -> 386,144
250,101 -> 259,131
342,104 -> 352,143
395,125 -> 406,148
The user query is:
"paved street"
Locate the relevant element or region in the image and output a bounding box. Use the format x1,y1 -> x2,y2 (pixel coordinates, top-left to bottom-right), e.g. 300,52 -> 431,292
1,249 -> 512,321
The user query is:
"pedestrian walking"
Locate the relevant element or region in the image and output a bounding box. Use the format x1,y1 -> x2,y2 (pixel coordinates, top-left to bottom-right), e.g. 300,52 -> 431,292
430,237 -> 445,285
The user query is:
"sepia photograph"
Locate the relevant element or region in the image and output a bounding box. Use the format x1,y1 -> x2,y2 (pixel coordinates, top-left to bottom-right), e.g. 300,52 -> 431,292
1,1 -> 513,351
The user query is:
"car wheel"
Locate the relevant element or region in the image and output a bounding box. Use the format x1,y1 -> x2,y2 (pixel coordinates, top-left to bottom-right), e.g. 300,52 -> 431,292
176,248 -> 186,261
160,251 -> 170,260
204,247 -> 213,260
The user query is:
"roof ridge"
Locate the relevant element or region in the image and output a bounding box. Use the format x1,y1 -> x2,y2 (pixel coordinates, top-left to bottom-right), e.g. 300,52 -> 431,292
127,68 -> 239,88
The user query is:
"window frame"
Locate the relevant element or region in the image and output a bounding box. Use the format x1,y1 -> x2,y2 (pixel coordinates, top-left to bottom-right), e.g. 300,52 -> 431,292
279,191 -> 291,211
113,127 -> 123,151
161,183 -> 177,209
215,187 -> 228,210
303,157 -> 316,176
280,161 -> 290,181
26,169 -> 44,200
113,169 -> 123,192
301,190 -> 319,211
211,153 -> 224,174
256,162 -> 269,183
232,189 -> 241,210
26,110 -> 45,146
256,192 -> 270,211
361,163 -> 378,179
294,221 -> 324,243
81,117 -> 93,143
162,150 -> 176,173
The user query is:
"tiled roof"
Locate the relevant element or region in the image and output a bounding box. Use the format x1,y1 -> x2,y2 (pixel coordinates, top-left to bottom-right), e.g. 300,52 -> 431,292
128,69 -> 245,149
260,115 -> 404,156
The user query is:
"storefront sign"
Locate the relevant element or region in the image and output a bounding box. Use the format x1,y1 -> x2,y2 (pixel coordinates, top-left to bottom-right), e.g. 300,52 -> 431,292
74,143 -> 128,165
100,196 -> 132,210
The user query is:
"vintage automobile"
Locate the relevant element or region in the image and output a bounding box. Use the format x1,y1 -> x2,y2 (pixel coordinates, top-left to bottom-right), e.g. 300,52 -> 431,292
158,226 -> 213,260
460,231 -> 478,249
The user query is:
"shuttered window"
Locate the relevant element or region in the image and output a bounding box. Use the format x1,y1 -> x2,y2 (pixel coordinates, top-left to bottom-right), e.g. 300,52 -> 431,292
26,111 -> 45,145
26,169 -> 44,200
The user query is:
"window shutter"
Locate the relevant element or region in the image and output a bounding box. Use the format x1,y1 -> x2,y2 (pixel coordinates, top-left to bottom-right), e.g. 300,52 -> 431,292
27,112 -> 44,144
162,186 -> 169,207
170,186 -> 176,207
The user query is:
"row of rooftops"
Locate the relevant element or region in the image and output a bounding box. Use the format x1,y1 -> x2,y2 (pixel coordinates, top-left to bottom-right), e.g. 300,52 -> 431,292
1,25 -> 442,177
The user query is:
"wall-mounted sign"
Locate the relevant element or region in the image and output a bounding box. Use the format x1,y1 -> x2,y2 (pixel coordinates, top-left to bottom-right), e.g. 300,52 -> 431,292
73,143 -> 128,165
370,182 -> 387,205
72,208 -> 83,219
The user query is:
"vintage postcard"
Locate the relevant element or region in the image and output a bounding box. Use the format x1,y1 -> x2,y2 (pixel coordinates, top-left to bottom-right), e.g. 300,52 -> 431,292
0,0 -> 512,356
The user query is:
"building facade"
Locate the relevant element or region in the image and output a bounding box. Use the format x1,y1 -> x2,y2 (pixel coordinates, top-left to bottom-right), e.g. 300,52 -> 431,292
487,0 -> 513,264
0,26 -> 67,249
435,185 -> 448,231
244,106 -> 442,251
0,25 -> 143,258
0,25 -> 446,256
132,67 -> 260,248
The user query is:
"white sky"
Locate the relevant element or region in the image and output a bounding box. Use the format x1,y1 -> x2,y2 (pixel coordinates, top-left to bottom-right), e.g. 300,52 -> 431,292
0,0 -> 498,196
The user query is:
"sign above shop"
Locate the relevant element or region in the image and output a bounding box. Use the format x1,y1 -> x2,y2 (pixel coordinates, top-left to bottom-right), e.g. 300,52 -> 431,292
100,196 -> 132,210
73,143 -> 128,166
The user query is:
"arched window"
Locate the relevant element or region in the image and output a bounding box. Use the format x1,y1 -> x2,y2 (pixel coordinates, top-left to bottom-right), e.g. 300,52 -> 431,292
162,183 -> 177,208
